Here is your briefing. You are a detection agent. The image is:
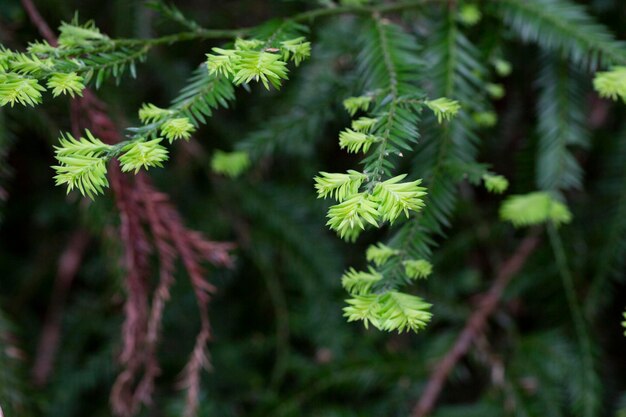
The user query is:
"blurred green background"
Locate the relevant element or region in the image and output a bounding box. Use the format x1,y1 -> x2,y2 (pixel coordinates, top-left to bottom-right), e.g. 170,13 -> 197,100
1,0 -> 626,416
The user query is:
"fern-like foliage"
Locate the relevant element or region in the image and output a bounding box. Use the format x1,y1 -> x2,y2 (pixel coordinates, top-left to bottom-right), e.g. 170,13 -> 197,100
535,54 -> 589,191
497,0 -> 626,69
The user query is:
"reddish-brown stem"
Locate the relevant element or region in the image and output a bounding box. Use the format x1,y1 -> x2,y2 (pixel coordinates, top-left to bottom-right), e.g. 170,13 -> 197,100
31,230 -> 90,385
410,232 -> 541,417
19,0 -> 57,46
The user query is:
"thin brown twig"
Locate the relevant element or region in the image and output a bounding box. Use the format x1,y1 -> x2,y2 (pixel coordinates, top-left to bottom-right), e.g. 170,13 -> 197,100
410,231 -> 541,417
31,230 -> 90,385
19,0 -> 57,46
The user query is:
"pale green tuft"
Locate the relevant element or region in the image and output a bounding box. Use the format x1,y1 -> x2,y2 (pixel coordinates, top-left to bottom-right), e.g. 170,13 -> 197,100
344,291 -> 432,333
118,139 -> 169,174
425,97 -> 461,123
138,103 -> 171,124
0,73 -> 46,107
404,259 -> 433,280
52,130 -> 112,199
314,170 -> 366,201
351,117 -> 378,133
326,193 -> 379,241
366,243 -> 399,267
473,111 -> 498,127
483,173 -> 509,194
371,175 -> 427,223
500,191 -> 573,227
280,37 -> 311,66
341,267 -> 383,295
343,95 -> 373,116
47,72 -> 85,98
458,4 -> 482,26
593,67 -> 626,102
486,83 -> 505,99
338,129 -> 378,153
160,117 -> 195,143
211,150 -> 250,178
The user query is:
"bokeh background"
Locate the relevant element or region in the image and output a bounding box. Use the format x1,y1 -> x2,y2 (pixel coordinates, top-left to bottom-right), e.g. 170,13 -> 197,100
1,0 -> 626,416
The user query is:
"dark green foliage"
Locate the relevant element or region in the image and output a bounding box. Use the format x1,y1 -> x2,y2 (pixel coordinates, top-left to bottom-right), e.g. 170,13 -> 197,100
1,0 -> 626,417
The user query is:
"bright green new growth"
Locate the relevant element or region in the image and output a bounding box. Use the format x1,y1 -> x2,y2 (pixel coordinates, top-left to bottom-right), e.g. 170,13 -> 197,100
231,51 -> 288,89
138,103 -> 172,124
160,117 -> 195,143
47,72 -> 85,98
314,170 -> 367,201
486,83 -> 505,99
211,150 -> 250,178
343,95 -> 373,116
339,129 -> 378,153
119,139 -> 169,174
424,97 -> 461,123
371,175 -> 427,223
593,67 -> 626,102
473,111 -> 498,127
351,117 -> 378,133
326,193 -> 379,240
483,173 -> 509,194
206,36 -> 310,90
458,4 -> 482,26
280,37 -> 311,66
404,259 -> 433,280
0,73 -> 45,107
500,191 -> 573,227
52,130 -> 112,199
366,243 -> 399,267
341,267 -> 383,295
344,291 -> 432,333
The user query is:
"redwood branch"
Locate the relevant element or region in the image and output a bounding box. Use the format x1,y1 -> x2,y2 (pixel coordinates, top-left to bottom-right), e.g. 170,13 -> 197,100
410,231 -> 541,417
